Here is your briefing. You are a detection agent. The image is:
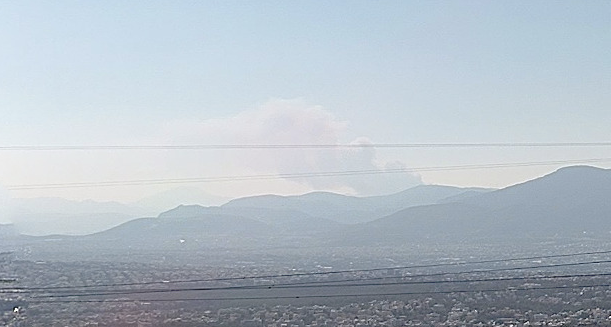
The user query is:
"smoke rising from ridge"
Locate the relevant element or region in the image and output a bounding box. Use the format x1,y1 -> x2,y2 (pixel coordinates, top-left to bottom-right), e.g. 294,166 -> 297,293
163,99 -> 421,195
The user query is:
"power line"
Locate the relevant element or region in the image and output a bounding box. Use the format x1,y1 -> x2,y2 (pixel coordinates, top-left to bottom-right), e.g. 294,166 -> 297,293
14,249 -> 611,290
1,142 -> 611,151
9,249 -> 611,292
225,272 -> 611,291
6,158 -> 611,190
27,269 -> 611,299
240,260 -> 611,292
27,283 -> 611,304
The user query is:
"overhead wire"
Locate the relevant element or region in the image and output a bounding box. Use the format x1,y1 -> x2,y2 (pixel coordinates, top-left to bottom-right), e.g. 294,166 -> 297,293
6,158 -> 611,190
7,246 -> 611,304
26,269 -> 611,299
27,283 -> 611,304
1,142 -> 611,151
9,250 -> 611,296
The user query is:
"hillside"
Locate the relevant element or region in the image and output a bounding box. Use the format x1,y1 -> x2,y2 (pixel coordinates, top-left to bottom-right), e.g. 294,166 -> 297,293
353,166 -> 611,243
23,165 -> 611,250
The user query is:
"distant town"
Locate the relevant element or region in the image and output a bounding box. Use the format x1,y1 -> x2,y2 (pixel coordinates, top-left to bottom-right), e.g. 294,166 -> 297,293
4,250 -> 611,327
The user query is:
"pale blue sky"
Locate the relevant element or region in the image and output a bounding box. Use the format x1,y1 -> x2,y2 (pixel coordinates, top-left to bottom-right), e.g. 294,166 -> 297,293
1,1 -> 610,201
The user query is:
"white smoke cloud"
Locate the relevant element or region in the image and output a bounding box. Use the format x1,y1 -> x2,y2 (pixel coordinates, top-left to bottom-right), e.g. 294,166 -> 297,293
162,99 -> 421,196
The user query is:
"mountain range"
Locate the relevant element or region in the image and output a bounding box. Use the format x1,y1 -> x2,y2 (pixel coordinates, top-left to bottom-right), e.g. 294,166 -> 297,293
2,186 -> 227,236
222,185 -> 491,224
13,165 -> 611,250
82,183 -> 490,248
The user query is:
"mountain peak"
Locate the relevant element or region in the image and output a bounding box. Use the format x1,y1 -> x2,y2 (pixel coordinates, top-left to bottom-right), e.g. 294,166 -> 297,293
461,165 -> 611,210
552,165 -> 608,176
534,165 -> 610,187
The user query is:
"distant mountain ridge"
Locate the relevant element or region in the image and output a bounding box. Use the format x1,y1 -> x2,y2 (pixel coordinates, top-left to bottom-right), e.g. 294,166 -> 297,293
80,183 -> 493,246
132,186 -> 228,213
5,187 -> 228,236
223,185 -> 492,224
7,197 -> 150,236
20,165 -> 611,249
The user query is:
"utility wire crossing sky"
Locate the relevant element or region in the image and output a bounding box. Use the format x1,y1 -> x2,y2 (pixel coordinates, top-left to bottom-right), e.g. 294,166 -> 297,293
1,1 -> 610,202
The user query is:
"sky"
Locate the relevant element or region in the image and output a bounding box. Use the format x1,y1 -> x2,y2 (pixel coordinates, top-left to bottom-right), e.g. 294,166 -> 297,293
0,1 -> 610,203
